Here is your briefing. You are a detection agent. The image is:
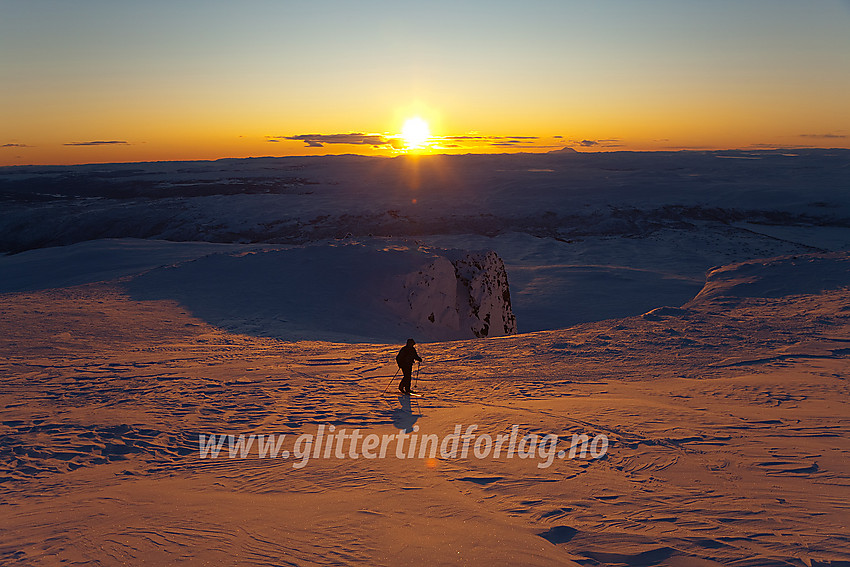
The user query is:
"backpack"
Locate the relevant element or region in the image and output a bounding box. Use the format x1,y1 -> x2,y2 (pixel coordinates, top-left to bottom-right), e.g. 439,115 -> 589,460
396,346 -> 413,368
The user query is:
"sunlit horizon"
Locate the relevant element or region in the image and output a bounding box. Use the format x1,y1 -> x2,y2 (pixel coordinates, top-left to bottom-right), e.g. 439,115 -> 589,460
2,1 -> 849,166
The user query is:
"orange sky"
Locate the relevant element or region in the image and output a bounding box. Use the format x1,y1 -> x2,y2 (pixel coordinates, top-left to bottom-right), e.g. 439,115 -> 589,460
2,1 -> 849,166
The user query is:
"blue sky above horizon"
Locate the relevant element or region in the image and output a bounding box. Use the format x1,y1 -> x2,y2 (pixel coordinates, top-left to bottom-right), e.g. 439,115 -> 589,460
2,0 -> 849,165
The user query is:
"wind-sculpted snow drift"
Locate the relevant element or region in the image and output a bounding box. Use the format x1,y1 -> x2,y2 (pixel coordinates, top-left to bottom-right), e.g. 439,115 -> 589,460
125,242 -> 516,342
691,251 -> 850,302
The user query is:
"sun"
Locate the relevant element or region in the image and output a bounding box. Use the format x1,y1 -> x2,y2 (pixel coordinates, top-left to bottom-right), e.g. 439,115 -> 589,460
401,117 -> 431,149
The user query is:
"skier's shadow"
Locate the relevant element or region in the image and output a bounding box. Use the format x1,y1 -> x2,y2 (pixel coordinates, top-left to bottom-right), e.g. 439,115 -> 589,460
391,395 -> 420,433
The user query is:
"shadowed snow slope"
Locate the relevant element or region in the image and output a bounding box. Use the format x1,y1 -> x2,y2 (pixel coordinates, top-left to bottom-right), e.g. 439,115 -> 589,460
124,242 -> 516,343
0,238 -> 240,294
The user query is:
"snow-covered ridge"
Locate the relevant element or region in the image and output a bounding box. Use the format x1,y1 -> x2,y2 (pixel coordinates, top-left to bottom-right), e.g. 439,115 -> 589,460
4,150 -> 850,333
119,241 -> 516,343
689,251 -> 850,304
0,237 -> 516,342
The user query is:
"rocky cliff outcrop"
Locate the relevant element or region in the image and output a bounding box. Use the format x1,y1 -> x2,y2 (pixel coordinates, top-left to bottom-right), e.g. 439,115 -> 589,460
387,250 -> 517,341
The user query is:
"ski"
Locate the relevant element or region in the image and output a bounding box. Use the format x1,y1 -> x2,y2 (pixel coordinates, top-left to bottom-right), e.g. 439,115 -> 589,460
381,392 -> 424,397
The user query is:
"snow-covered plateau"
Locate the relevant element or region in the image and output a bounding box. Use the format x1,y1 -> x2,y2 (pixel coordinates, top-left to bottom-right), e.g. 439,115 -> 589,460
2,149 -> 849,566
3,149 -> 850,333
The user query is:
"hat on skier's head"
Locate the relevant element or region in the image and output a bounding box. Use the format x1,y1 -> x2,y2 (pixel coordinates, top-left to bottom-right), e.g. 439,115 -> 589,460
406,338 -> 416,346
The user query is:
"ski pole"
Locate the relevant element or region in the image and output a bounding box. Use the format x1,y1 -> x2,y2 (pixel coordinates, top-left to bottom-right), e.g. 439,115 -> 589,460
382,367 -> 401,394
415,361 -> 420,389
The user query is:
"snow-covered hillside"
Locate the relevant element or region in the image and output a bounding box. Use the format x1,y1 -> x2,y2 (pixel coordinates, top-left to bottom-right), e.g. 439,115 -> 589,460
1,149 -> 848,255
2,245 -> 849,565
3,151 -> 850,565
129,242 -> 517,342
0,239 -> 516,343
2,149 -> 849,332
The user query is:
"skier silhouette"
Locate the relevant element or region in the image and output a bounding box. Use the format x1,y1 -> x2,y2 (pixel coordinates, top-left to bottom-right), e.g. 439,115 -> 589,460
395,338 -> 422,395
